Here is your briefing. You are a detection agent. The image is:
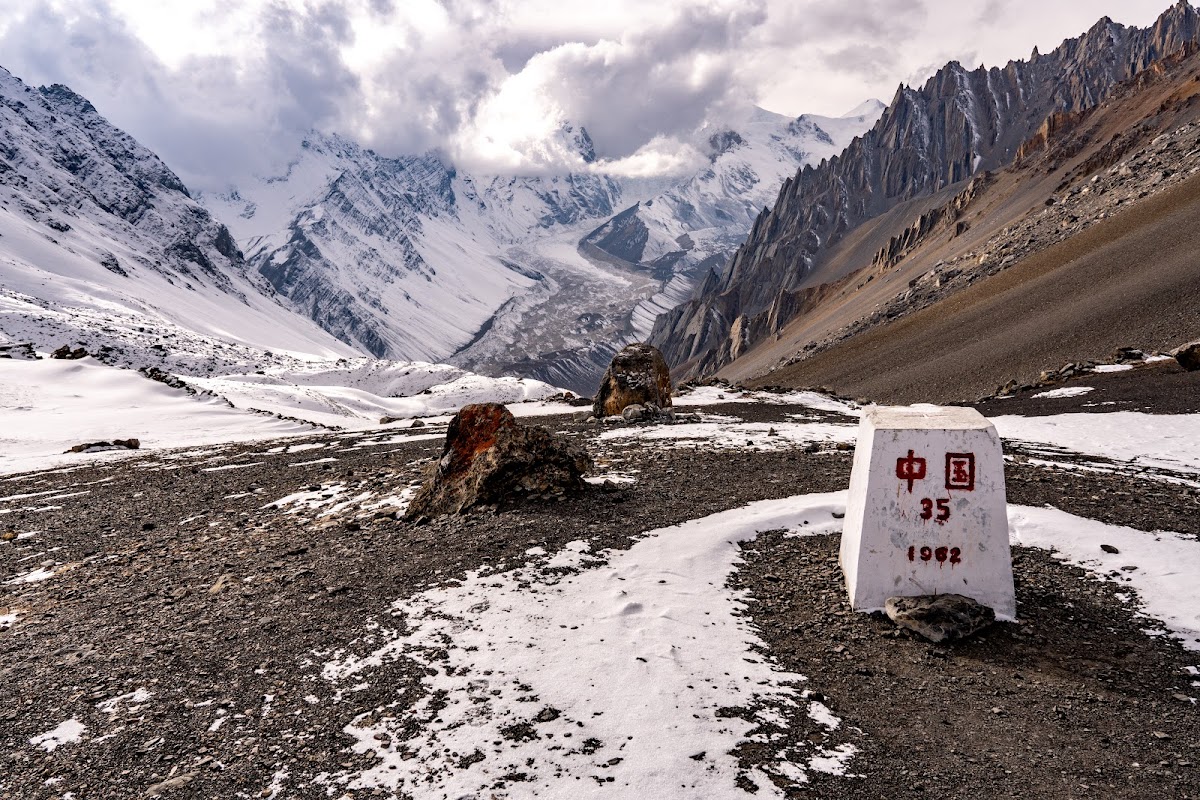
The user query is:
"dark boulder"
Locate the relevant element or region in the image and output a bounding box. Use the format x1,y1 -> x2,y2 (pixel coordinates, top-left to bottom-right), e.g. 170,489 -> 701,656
51,345 -> 89,360
1173,340 -> 1200,371
885,594 -> 996,643
404,403 -> 592,519
593,343 -> 673,418
66,439 -> 140,454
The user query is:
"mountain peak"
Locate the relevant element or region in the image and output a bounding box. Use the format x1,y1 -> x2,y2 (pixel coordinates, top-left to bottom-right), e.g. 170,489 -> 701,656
38,83 -> 97,115
840,99 -> 886,119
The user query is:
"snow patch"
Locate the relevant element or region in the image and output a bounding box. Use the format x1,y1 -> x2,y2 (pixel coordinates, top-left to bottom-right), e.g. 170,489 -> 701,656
320,493 -> 857,797
29,719 -> 85,752
1030,386 -> 1094,399
1010,506 -> 1200,651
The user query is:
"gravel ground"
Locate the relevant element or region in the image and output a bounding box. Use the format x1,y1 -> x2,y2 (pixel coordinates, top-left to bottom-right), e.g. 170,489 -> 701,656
1,400 -> 1197,799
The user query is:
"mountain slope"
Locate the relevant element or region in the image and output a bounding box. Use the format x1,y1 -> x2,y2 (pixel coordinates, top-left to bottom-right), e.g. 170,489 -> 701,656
202,107 -> 882,391
0,67 -> 354,373
650,1 -> 1200,379
727,30 -> 1200,402
581,103 -> 885,339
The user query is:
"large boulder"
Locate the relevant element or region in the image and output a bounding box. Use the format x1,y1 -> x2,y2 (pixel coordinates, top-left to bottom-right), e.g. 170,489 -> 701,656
593,343 -> 673,418
1173,339 -> 1200,371
404,403 -> 592,519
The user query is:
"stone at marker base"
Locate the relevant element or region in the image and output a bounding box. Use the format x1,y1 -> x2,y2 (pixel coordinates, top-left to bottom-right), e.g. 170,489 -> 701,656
885,594 -> 997,643
840,405 -> 1016,620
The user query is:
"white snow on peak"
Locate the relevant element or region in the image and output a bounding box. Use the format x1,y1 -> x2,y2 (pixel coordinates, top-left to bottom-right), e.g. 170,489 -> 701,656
0,68 -> 355,369
841,98 -> 888,119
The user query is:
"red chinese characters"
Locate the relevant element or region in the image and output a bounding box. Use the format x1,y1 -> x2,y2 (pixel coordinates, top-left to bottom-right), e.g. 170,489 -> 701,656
945,453 -> 976,491
895,450 -> 927,493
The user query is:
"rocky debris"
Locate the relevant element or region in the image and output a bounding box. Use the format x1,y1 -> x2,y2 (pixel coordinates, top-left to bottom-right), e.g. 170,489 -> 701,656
884,594 -> 997,643
66,438 -> 140,454
379,416 -> 401,425
1115,347 -> 1146,363
138,366 -> 195,394
546,391 -> 593,407
619,402 -> 673,423
0,342 -> 38,360
52,345 -> 90,360
593,343 -> 674,418
1173,339 -> 1200,371
404,403 -> 592,518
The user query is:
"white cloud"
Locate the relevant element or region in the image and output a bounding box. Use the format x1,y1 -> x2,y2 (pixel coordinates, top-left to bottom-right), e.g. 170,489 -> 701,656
0,0 -> 1178,189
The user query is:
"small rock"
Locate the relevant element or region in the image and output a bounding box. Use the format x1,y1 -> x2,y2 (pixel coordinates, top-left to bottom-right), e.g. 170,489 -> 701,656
1100,544 -> 1120,554
411,419 -> 426,429
884,594 -> 996,643
621,404 -> 647,422
51,345 -> 89,360
145,772 -> 198,797
208,574 -> 234,595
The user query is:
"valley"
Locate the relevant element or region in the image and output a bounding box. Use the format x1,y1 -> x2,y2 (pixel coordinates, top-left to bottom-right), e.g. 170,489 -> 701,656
3,2 -> 1200,799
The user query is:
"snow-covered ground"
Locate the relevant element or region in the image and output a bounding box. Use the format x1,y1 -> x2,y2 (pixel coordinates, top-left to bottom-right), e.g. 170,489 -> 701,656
318,489 -> 1200,796
0,357 -> 312,475
320,493 -> 858,798
0,355 -> 576,475
991,411 -> 1200,479
188,359 -> 570,430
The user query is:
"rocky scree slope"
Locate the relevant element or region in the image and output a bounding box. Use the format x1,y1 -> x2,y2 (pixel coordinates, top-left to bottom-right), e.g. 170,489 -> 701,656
726,35 -> 1200,402
650,1 -> 1200,379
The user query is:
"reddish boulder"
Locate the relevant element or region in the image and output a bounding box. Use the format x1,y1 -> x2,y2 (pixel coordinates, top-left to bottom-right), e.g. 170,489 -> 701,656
593,343 -> 673,418
404,403 -> 592,518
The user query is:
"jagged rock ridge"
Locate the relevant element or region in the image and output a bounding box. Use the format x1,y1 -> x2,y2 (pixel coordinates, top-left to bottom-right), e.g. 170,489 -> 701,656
650,1 -> 1200,378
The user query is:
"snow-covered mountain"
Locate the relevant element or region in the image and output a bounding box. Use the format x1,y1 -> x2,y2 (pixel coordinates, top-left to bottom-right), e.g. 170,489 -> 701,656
0,66 -> 573,436
201,104 -> 883,389
582,102 -> 887,339
201,129 -> 622,363
0,66 -> 359,374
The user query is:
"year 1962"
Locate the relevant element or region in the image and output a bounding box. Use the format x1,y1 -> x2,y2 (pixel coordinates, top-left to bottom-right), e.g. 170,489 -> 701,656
907,545 -> 962,565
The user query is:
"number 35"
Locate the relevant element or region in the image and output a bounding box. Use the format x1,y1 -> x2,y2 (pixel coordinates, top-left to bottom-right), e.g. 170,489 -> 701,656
919,498 -> 950,522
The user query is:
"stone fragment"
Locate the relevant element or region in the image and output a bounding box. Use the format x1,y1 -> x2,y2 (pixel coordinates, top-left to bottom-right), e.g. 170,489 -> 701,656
1173,340 -> 1200,371
51,345 -> 89,360
621,404 -> 647,422
884,594 -> 997,643
593,343 -> 673,418
145,772 -> 198,797
66,438 -> 140,453
404,403 -> 592,519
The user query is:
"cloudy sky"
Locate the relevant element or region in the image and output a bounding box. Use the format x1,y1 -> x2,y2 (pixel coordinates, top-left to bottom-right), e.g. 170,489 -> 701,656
0,0 -> 1176,190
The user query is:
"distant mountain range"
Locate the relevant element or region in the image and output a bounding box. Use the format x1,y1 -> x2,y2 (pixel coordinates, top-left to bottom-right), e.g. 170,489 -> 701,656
650,0 -> 1200,380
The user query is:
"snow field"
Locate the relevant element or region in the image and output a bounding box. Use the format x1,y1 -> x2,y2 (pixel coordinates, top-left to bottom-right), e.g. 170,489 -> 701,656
0,357 -> 312,475
321,494 -> 857,798
991,411 -> 1200,477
